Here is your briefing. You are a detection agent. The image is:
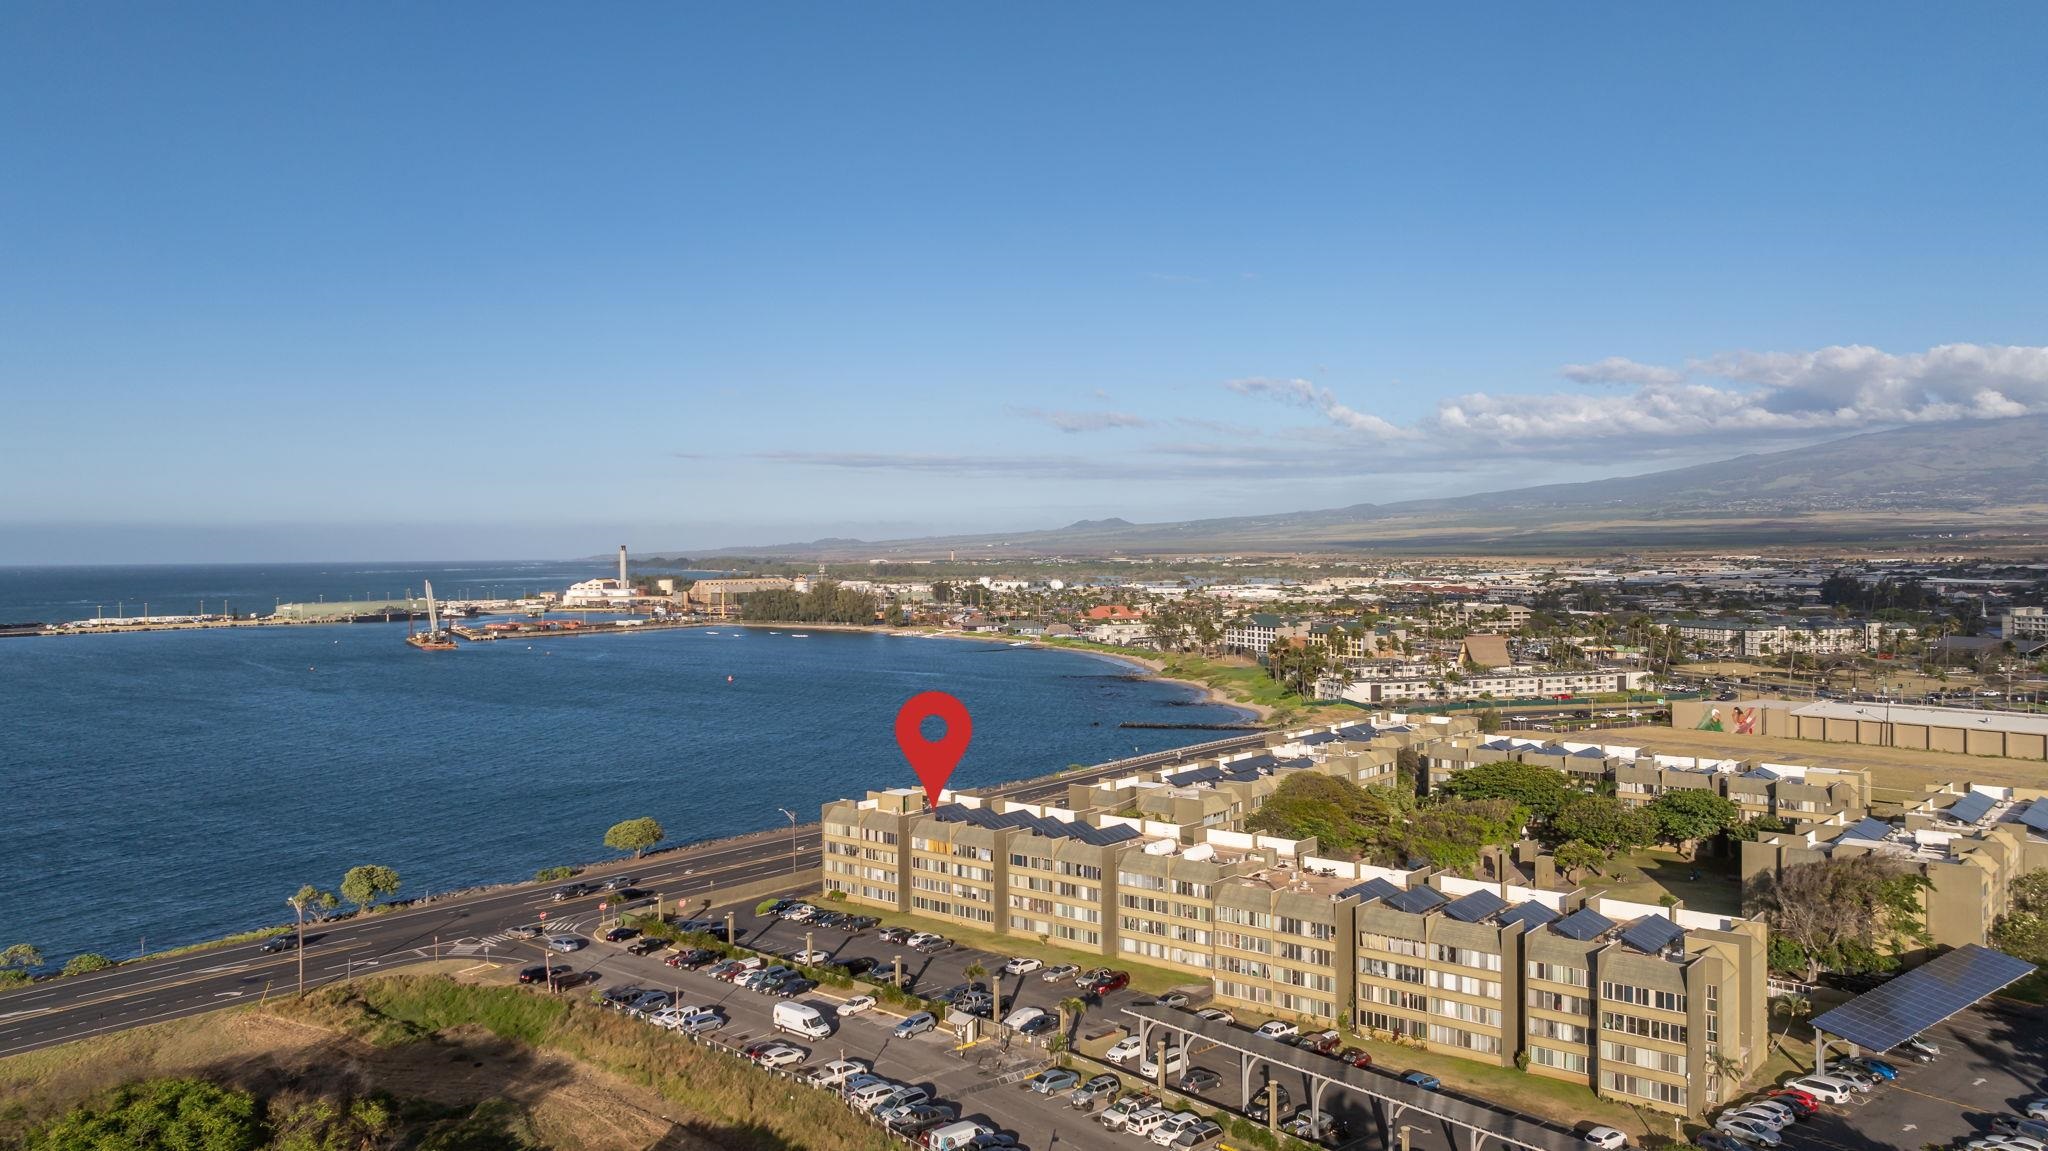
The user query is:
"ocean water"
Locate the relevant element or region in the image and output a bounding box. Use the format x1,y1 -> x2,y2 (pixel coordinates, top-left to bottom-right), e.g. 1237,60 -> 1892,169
0,616 -> 1247,966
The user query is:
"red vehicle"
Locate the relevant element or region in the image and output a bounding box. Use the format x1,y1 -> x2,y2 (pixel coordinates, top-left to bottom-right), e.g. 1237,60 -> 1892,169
1336,1046 -> 1373,1068
1087,970 -> 1130,995
1765,1088 -> 1820,1115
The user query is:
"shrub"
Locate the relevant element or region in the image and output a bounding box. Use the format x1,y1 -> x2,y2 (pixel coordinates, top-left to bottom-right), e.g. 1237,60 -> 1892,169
62,953 -> 114,976
533,866 -> 575,883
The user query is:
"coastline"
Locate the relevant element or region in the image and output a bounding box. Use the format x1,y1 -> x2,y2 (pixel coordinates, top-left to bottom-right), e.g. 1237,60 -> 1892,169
718,621 -> 1273,725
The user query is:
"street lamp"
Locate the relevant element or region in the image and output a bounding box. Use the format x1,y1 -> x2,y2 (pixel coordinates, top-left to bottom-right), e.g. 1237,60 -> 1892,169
776,808 -> 799,874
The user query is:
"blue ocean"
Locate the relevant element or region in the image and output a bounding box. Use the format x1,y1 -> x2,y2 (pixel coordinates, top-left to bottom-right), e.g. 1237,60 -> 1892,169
0,564 -> 1247,966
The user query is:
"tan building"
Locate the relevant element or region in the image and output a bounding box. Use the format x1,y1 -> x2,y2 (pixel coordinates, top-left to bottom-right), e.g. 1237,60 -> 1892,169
686,577 -> 795,617
1671,699 -> 2048,762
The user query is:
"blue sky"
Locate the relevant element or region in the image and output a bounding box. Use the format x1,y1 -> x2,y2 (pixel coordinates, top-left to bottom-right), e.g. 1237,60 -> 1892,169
5,4 -> 2046,562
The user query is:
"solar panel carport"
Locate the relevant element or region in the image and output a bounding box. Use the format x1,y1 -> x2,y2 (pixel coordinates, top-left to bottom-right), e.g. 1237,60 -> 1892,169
1808,944 -> 2036,1063
1119,1003 -> 1581,1151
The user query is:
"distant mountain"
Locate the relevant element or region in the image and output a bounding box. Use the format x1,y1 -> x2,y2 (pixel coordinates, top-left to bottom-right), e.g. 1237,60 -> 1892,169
716,416 -> 2048,557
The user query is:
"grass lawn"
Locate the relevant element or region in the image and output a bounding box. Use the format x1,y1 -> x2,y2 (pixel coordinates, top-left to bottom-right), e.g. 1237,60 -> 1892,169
1587,847 -> 1743,916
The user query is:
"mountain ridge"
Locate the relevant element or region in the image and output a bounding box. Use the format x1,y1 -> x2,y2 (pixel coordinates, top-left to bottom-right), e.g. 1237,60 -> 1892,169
706,416 -> 2048,557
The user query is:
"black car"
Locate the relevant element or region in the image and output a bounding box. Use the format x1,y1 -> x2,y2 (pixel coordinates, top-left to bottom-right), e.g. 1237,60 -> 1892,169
809,910 -> 846,927
600,926 -> 639,943
774,978 -> 816,998
259,934 -> 299,953
625,937 -> 667,956
551,884 -> 592,902
665,947 -> 718,969
1177,1067 -> 1222,1094
517,964 -> 572,985
877,926 -> 912,944
831,955 -> 878,977
602,985 -> 648,1009
841,915 -> 880,932
602,876 -> 638,891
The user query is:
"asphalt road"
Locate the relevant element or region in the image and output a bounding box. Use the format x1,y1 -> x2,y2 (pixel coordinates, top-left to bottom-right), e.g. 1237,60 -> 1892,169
0,730 -> 1269,1061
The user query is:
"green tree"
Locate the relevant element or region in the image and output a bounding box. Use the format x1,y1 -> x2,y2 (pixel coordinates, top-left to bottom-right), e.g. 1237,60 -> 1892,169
1746,854 -> 1927,980
62,953 -> 114,976
1243,773 -> 1405,859
1475,707 -> 1503,734
339,865 -> 402,915
1402,798 -> 1524,873
1435,761 -> 1572,820
1551,794 -> 1659,854
1645,790 -> 1741,858
1552,840 -> 1607,879
29,1077 -> 261,1151
603,817 -> 665,859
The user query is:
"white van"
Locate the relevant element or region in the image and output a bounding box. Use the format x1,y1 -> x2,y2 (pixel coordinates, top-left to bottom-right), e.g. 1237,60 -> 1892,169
774,1001 -> 833,1039
924,1121 -> 994,1151
1783,1074 -> 1852,1103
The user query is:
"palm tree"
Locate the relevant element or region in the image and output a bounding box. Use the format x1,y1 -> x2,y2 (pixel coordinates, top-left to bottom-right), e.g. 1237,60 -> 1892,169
1705,1049 -> 1744,1105
963,960 -> 989,1019
1771,994 -> 1811,1055
1057,995 -> 1087,1045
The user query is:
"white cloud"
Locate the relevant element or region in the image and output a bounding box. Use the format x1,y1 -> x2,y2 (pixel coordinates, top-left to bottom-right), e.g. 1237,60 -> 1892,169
1223,377 -> 1407,437
1011,407 -> 1155,433
1228,343 -> 2048,447
1559,356 -> 1686,387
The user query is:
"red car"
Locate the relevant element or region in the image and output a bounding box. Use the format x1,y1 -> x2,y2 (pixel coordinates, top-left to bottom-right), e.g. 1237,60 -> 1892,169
1765,1088 -> 1820,1115
1336,1046 -> 1373,1068
1088,971 -> 1130,995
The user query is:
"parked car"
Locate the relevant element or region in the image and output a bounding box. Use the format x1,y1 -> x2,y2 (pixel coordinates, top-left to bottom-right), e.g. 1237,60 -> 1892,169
517,964 -> 571,984
1104,1035 -> 1146,1065
1041,963 -> 1081,982
1247,1083 -> 1291,1122
840,915 -> 880,932
1254,1021 -> 1300,1041
1194,1007 -> 1235,1024
1137,1045 -> 1186,1079
1848,1056 -> 1898,1080
905,931 -> 945,951
1740,1100 -> 1800,1128
1335,1046 -> 1373,1068
877,926 -> 912,944
1993,1120 -> 2048,1143
1714,1116 -> 1783,1147
1069,1073 -> 1120,1110
600,926 -> 639,943
1694,1134 -> 1751,1151
955,991 -> 994,1016
1781,1075 -> 1852,1104
752,1044 -> 807,1069
1150,1113 -> 1203,1146
788,948 -> 830,965
840,994 -> 877,1015
667,947 -> 717,969
774,978 -> 817,998
893,1012 -> 937,1038
2023,1099 -> 2048,1121
545,935 -> 585,952
1284,1109 -> 1346,1145
1016,1014 -> 1057,1036
1297,1030 -> 1341,1055
600,985 -> 647,1009
1101,1093 -> 1160,1131
1400,1071 -> 1441,1091
1762,1090 -> 1818,1116
680,1010 -> 724,1035
1171,1120 -> 1225,1149
1154,991 -> 1191,1009
1584,1126 -> 1629,1149
1902,1035 -> 1943,1059
804,1058 -> 869,1089
1176,1067 -> 1222,1094
1001,1006 -> 1047,1031
1027,1068 -> 1080,1094
626,937 -> 666,956
885,1104 -> 958,1136
1002,956 -> 1043,975
1087,971 -> 1130,995
1125,1108 -> 1174,1139
1723,1106 -> 1791,1132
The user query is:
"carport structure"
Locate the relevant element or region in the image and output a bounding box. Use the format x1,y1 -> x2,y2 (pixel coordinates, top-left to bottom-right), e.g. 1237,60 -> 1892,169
1807,943 -> 2036,1065
1119,1004 -> 1580,1151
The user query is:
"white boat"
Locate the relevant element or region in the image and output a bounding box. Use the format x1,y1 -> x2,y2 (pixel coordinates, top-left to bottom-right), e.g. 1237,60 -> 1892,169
791,633 -> 810,638
1010,641 -> 1030,647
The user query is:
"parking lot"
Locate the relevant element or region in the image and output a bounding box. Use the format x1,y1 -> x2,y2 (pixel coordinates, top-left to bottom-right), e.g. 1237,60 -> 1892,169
1763,1001 -> 2048,1151
511,896 -> 1551,1151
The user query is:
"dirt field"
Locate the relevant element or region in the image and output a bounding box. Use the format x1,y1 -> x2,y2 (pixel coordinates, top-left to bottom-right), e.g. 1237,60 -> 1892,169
1584,723 -> 2048,794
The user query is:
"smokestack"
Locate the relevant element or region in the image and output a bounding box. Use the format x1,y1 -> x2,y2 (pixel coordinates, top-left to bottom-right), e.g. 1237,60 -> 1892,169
618,545 -> 628,587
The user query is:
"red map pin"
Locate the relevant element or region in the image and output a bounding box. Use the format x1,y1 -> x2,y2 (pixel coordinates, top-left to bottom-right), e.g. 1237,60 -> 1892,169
895,691 -> 972,808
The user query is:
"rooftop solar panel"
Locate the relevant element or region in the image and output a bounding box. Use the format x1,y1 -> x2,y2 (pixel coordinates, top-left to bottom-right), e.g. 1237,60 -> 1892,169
1809,944 -> 2036,1053
2020,801 -> 2048,834
1442,890 -> 1509,923
1840,816 -> 1895,843
1618,915 -> 1686,955
1480,739 -> 1514,751
1551,908 -> 1615,941
1498,902 -> 1560,931
1946,791 -> 1997,825
1386,886 -> 1449,915
1339,877 -> 1402,904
